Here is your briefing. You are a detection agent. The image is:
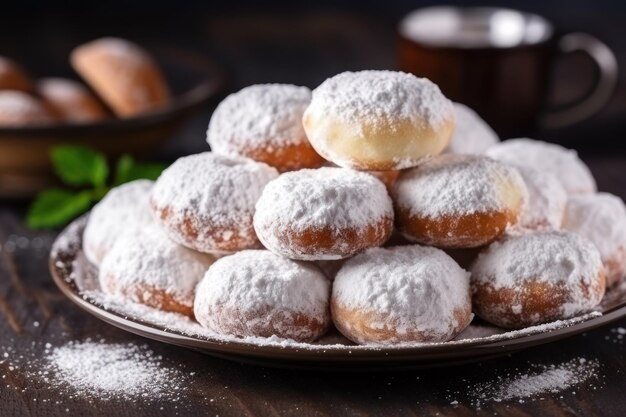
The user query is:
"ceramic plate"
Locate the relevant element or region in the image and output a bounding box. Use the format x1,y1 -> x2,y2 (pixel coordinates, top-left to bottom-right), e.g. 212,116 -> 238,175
49,217 -> 626,370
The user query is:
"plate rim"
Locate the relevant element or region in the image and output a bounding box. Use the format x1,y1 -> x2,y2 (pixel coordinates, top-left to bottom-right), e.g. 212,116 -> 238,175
49,217 -> 626,366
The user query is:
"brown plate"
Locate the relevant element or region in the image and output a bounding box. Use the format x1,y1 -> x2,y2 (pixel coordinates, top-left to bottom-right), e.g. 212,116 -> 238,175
0,46 -> 225,198
49,217 -> 626,371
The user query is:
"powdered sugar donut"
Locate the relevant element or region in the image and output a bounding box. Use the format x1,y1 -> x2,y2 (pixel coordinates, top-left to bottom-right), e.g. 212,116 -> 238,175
194,250 -> 330,342
393,154 -> 527,248
37,78 -> 107,123
0,57 -> 33,92
515,166 -> 567,231
0,91 -> 57,126
445,103 -> 499,155
100,225 -> 215,317
83,180 -> 154,266
332,245 -> 472,345
563,193 -> 626,287
486,138 -> 596,195
207,84 -> 324,172
471,231 -> 606,329
254,167 -> 394,260
151,153 -> 278,254
303,70 -> 455,170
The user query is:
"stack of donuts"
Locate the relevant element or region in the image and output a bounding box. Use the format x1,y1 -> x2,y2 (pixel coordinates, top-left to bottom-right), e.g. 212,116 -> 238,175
83,70 -> 626,345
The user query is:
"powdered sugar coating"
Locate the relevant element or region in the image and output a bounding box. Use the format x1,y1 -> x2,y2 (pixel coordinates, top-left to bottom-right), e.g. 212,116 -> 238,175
486,138 -> 596,195
332,245 -> 472,344
253,167 -> 394,260
150,152 -> 279,253
207,84 -> 311,155
303,70 -> 455,169
394,154 -> 527,218
445,103 -> 499,155
0,90 -> 55,125
83,180 -> 154,266
515,166 -> 567,231
100,224 -> 214,313
194,250 -> 330,342
563,193 -> 626,286
307,70 -> 452,131
471,231 -> 605,324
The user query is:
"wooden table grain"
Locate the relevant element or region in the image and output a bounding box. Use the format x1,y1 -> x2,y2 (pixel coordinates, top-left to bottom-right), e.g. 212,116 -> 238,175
1,158 -> 626,417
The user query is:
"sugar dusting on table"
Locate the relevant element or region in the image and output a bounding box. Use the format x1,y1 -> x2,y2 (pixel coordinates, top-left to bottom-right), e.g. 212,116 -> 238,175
446,357 -> 602,408
42,340 -> 189,401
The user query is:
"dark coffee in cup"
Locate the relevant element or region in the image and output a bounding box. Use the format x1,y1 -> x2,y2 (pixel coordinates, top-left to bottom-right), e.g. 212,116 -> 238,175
398,7 -> 617,137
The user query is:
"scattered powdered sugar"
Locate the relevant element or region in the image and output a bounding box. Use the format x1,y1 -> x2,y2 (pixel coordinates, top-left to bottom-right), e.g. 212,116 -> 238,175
447,357 -> 601,407
515,166 -> 568,231
445,102 -> 499,155
99,223 -> 215,311
332,245 -> 471,343
42,340 -> 190,401
150,152 -> 278,251
486,138 -> 597,195
305,70 -> 453,130
207,84 -> 311,153
194,250 -> 330,341
0,90 -> 54,124
83,180 -> 154,266
563,193 -> 626,286
393,154 -> 527,217
472,231 -> 605,318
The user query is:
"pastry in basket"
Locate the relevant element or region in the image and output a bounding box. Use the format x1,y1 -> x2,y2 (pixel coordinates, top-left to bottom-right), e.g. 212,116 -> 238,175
0,56 -> 33,92
0,90 -> 57,126
71,37 -> 170,117
37,77 -> 107,122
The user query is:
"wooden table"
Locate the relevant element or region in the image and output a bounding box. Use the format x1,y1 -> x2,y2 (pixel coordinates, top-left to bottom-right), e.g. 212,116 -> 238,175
2,8 -> 626,416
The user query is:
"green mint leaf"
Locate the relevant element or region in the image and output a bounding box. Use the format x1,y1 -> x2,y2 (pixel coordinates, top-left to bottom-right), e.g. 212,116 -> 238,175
51,146 -> 109,187
27,189 -> 94,229
114,154 -> 165,185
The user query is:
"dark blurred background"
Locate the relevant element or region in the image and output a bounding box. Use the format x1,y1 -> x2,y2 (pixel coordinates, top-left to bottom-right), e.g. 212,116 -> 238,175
2,1 -> 625,158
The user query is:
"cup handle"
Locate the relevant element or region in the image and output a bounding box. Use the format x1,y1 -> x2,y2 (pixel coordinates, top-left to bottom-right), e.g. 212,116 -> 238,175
541,32 -> 618,129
